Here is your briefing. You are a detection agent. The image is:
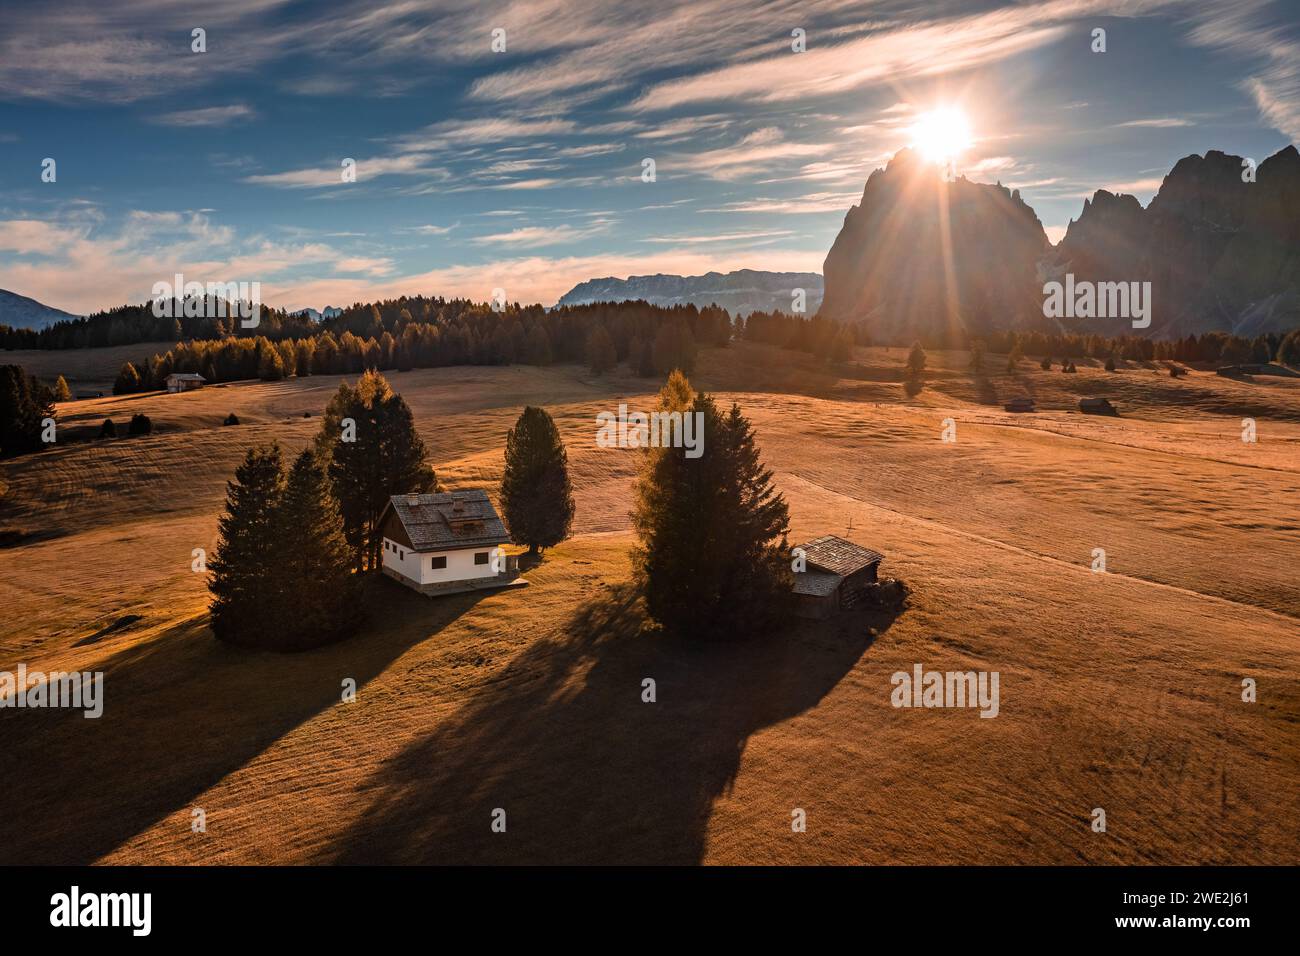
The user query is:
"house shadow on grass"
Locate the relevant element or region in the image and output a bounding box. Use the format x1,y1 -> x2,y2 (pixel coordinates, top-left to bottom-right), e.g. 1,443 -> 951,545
327,583 -> 902,864
0,576 -> 484,865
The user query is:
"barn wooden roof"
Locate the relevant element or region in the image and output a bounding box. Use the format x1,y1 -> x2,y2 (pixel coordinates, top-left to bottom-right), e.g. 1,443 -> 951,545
799,534 -> 884,577
381,489 -> 510,552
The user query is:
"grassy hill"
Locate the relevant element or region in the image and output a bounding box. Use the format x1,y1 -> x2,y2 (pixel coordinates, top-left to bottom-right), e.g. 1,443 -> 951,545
2,341 -> 1298,864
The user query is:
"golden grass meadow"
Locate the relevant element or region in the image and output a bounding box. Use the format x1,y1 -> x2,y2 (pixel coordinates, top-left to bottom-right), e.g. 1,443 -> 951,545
2,340 -> 1297,865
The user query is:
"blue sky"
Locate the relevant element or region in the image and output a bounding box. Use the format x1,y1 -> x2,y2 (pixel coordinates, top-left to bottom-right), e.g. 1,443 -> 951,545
0,0 -> 1296,314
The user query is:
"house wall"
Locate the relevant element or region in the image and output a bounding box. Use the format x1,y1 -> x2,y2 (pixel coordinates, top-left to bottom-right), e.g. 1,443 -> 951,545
380,537 -> 425,582
381,537 -> 500,585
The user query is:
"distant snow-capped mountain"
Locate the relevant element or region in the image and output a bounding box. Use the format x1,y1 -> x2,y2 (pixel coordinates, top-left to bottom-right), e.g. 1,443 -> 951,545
557,270 -> 823,317
0,289 -> 83,330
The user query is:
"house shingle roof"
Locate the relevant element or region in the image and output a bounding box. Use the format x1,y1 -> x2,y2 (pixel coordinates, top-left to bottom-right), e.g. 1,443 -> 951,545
799,534 -> 884,577
167,372 -> 205,381
383,489 -> 511,552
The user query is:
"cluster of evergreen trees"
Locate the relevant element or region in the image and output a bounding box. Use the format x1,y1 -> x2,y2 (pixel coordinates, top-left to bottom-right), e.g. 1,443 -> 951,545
740,310 -> 860,362
966,328 -> 1299,366
208,444 -> 360,651
631,371 -> 793,639
94,299 -> 732,393
207,370 -> 433,649
0,365 -> 54,458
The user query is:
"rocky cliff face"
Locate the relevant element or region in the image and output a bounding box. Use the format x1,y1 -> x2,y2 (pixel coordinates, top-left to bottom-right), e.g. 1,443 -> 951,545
821,145 -> 1300,340
819,148 -> 1050,340
557,269 -> 822,316
1050,147 -> 1300,337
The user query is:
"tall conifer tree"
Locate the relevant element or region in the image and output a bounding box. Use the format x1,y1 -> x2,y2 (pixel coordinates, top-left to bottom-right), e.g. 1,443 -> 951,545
500,406 -> 574,556
266,450 -> 360,649
318,370 -> 436,570
208,444 -> 284,643
632,372 -> 791,638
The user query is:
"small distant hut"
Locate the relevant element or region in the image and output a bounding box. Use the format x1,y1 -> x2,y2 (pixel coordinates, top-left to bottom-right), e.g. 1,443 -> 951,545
792,535 -> 884,620
1079,397 -> 1118,416
165,372 -> 206,393
1004,396 -> 1035,413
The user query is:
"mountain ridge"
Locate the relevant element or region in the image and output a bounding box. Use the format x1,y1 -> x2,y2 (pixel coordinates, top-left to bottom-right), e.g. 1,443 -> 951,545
557,269 -> 823,317
0,289 -> 83,331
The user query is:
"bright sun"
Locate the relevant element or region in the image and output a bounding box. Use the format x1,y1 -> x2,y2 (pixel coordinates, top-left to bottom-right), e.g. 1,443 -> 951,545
909,107 -> 973,165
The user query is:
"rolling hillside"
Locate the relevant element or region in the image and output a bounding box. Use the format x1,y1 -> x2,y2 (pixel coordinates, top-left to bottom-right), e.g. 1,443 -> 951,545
2,342 -> 1297,864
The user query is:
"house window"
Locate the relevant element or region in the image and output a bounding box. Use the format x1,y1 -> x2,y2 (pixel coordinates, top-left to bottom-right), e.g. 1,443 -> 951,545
431,556 -> 447,569
474,552 -> 489,565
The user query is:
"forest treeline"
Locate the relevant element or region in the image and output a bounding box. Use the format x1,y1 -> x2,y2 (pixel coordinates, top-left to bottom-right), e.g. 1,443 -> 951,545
50,298 -> 735,392
5,292 -> 1299,399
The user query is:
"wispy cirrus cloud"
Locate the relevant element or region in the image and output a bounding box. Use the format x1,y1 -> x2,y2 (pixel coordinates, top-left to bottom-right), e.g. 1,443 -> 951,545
471,223 -> 610,247
1116,117 -> 1194,128
243,153 -> 445,189
150,104 -> 257,127
1185,0 -> 1300,141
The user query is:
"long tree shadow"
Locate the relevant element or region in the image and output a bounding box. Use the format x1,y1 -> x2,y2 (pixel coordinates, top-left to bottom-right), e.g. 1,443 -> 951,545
0,577 -> 485,865
329,583 -> 902,864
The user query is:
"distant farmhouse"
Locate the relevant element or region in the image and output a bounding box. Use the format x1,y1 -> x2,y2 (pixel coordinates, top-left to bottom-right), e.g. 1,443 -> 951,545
792,534 -> 884,619
378,489 -> 524,596
165,372 -> 205,393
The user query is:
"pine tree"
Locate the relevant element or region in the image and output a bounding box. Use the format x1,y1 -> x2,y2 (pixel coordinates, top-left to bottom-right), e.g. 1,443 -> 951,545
632,372 -> 791,639
1007,342 -> 1023,372
53,376 -> 72,402
1040,355 -> 1052,371
0,365 -> 53,458
969,339 -> 986,372
628,336 -> 655,376
1277,329 -> 1300,368
319,370 -> 436,570
500,406 -> 575,556
585,325 -> 617,375
525,325 -> 553,365
265,450 -> 360,650
906,342 -> 927,378
830,327 -> 855,363
113,362 -> 141,395
652,320 -> 697,375
712,402 -> 794,635
208,444 -> 285,644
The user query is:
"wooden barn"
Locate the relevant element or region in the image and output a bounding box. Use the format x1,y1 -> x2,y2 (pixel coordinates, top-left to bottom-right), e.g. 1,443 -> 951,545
792,535 -> 885,619
165,372 -> 205,393
1079,397 -> 1119,416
